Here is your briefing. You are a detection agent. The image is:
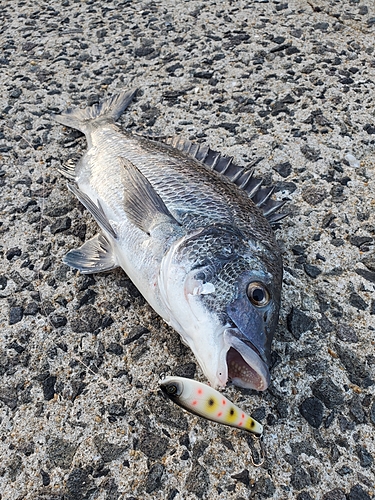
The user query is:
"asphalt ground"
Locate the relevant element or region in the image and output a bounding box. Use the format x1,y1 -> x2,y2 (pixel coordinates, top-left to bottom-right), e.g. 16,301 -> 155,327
0,0 -> 374,498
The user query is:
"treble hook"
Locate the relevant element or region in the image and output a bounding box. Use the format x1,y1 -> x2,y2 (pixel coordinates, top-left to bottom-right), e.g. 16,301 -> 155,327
249,433 -> 265,467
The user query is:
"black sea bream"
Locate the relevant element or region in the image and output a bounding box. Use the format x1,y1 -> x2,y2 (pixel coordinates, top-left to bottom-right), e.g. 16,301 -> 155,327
53,89 -> 286,391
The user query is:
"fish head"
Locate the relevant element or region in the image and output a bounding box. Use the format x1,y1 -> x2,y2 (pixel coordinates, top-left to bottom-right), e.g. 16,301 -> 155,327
159,225 -> 282,391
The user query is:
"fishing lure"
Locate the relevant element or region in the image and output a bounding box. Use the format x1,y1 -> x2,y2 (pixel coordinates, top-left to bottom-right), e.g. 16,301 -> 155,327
160,376 -> 263,437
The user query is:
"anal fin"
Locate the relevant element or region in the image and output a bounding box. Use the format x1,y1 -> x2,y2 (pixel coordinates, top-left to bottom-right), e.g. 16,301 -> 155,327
63,233 -> 118,273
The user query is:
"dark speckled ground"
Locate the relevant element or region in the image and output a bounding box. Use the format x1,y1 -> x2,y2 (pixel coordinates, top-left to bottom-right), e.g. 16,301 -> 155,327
0,1 -> 374,499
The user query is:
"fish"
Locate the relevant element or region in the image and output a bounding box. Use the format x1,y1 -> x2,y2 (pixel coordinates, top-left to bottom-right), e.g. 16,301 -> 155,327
160,376 -> 263,436
53,89 -> 286,391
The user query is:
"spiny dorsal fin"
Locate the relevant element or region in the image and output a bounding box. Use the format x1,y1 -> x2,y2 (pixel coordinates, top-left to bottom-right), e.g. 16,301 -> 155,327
164,136 -> 288,224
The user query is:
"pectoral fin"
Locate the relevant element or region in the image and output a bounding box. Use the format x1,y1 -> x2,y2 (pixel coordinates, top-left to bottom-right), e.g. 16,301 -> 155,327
119,157 -> 180,235
63,233 -> 118,273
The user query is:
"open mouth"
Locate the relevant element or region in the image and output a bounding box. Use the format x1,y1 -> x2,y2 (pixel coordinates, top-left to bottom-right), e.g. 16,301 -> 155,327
224,330 -> 270,391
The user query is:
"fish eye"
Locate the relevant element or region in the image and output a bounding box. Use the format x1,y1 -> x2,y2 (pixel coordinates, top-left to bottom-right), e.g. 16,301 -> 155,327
166,384 -> 178,395
247,282 -> 270,307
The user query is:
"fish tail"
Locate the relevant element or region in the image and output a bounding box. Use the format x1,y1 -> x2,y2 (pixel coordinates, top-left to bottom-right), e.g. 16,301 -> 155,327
52,88 -> 138,134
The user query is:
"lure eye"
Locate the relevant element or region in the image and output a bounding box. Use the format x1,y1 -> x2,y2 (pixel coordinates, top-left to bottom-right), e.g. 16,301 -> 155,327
166,384 -> 178,395
247,282 -> 270,307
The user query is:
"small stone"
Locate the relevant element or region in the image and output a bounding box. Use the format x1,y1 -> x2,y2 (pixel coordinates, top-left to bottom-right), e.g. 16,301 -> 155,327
192,440 -> 209,459
185,463 -> 210,499
138,431 -> 168,459
123,326 -> 149,345
349,291 -> 368,310
43,375 -> 56,401
145,463 -> 164,493
322,489 -> 346,500
24,301 -> 40,316
47,437 -> 78,469
66,468 -> 93,499
49,314 -> 67,328
337,465 -> 352,476
335,344 -> 371,386
370,401 -> 375,425
0,275 -> 7,290
40,469 -> 50,486
253,477 -> 275,497
167,489 -> 179,500
93,436 -> 127,462
304,264 -> 321,278
173,362 -> 196,379
302,186 -> 327,205
361,255 -> 375,272
355,445 -> 373,468
299,397 -> 324,428
348,484 -> 371,500
350,396 -> 366,423
273,161 -> 292,178
50,216 -> 71,234
314,22 -> 329,31
312,378 -> 344,409
70,305 -> 102,333
6,247 -> 22,260
231,469 -> 250,486
300,144 -> 321,161
336,325 -> 358,342
350,236 -> 373,249
106,343 -> 123,355
287,308 -> 315,339
355,268 -> 375,283
290,465 -> 311,490
9,306 -> 24,325
297,493 -> 314,500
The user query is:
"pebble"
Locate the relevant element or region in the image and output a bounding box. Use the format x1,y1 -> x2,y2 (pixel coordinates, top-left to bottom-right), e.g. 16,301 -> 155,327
287,308 -> 316,339
50,216 -> 72,234
335,344 -> 371,387
290,465 -> 312,490
6,247 -> 22,260
66,468 -> 93,499
348,484 -> 371,500
336,324 -> 358,342
322,489 -> 346,500
303,263 -> 322,278
42,375 -> 56,401
145,463 -> 165,494
297,493 -> 314,500
299,397 -> 324,428
185,463 -> 210,499
355,445 -> 373,468
93,436 -> 127,463
231,469 -> 250,486
345,153 -> 360,168
47,437 -> 78,469
9,306 -> 24,325
70,305 -> 102,333
312,378 -> 344,409
302,186 -> 327,206
138,431 -> 168,460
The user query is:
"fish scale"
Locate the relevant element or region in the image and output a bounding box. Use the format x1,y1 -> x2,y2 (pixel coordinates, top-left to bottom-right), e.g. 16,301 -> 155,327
53,88 -> 284,391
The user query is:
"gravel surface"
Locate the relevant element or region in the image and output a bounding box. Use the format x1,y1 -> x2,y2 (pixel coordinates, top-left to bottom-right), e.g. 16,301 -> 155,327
1,0 -> 374,499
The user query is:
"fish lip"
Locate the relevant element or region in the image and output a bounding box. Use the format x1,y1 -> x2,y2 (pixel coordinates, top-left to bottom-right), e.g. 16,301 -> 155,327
224,328 -> 270,391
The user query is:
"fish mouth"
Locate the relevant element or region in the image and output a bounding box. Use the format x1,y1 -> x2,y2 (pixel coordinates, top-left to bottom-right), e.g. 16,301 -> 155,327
224,329 -> 270,391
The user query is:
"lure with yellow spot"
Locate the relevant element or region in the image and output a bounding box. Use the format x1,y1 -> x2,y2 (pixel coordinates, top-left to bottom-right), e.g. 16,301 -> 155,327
160,376 -> 263,436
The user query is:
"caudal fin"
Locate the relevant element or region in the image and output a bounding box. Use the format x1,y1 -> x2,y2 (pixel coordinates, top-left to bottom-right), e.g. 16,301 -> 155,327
52,88 -> 137,134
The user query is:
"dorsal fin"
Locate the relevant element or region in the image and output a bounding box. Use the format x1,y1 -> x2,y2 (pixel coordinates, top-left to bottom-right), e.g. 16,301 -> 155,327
164,136 -> 288,225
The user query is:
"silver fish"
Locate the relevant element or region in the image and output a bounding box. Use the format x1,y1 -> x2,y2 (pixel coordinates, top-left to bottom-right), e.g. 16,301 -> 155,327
53,89 -> 285,391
